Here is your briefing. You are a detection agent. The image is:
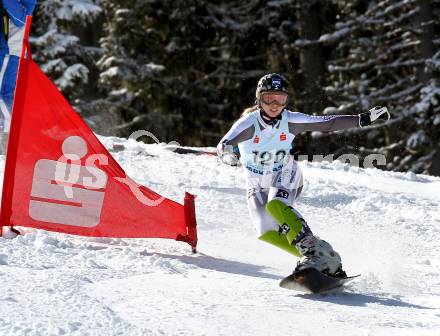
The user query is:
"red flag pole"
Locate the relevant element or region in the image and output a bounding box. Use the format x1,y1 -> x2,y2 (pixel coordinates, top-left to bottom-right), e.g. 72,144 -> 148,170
184,192 -> 198,253
0,16 -> 33,236
20,16 -> 33,59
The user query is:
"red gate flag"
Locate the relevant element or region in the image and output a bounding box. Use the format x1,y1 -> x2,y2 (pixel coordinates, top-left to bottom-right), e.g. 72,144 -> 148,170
0,17 -> 197,252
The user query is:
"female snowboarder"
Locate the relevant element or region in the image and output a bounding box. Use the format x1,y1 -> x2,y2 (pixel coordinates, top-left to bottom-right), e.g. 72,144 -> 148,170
217,73 -> 389,277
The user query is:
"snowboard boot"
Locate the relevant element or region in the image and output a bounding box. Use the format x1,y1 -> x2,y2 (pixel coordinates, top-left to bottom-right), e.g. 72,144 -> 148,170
294,235 -> 346,278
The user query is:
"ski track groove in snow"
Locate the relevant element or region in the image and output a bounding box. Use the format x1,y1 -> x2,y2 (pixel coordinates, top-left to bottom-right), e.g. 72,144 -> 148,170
0,137 -> 439,336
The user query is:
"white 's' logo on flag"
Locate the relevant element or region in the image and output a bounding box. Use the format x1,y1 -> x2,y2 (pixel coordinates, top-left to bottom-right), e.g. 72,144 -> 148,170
28,136 -> 108,227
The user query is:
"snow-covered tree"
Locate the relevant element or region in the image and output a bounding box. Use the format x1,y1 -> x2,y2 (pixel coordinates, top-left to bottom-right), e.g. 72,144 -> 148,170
296,0 -> 440,174
96,0 -> 303,143
32,0 -> 102,100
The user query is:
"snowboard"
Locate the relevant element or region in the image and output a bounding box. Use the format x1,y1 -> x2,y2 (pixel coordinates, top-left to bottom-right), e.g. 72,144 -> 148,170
279,268 -> 360,293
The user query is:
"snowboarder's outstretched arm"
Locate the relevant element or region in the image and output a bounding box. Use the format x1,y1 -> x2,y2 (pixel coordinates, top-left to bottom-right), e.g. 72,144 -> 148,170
288,106 -> 389,134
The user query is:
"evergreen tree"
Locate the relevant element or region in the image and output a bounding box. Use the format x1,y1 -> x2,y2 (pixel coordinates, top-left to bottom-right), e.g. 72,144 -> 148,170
98,0 -> 221,141
97,0 -> 302,143
300,0 -> 440,174
31,0 -> 103,104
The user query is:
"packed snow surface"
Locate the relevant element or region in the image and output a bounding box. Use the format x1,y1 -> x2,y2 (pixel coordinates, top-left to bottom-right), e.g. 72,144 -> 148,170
1,136 -> 439,336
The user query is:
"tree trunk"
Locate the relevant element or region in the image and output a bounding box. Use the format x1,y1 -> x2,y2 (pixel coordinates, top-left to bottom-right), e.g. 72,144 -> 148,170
297,2 -> 326,115
417,0 -> 435,83
429,147 -> 440,177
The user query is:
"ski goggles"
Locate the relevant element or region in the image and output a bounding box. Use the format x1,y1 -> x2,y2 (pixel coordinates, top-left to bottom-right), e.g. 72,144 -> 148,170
260,92 -> 288,106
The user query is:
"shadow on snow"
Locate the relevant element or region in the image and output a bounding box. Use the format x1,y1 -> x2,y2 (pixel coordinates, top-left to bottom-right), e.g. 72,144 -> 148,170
140,251 -> 281,280
297,291 -> 434,309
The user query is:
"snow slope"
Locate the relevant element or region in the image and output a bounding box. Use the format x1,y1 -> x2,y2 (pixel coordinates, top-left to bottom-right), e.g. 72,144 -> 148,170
1,136 -> 440,336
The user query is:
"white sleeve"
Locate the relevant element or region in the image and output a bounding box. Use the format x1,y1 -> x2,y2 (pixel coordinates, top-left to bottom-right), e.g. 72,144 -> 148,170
286,111 -> 359,134
287,111 -> 337,123
216,114 -> 255,154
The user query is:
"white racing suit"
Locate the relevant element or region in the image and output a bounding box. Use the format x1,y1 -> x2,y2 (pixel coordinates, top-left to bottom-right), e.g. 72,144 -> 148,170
217,109 -> 359,275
